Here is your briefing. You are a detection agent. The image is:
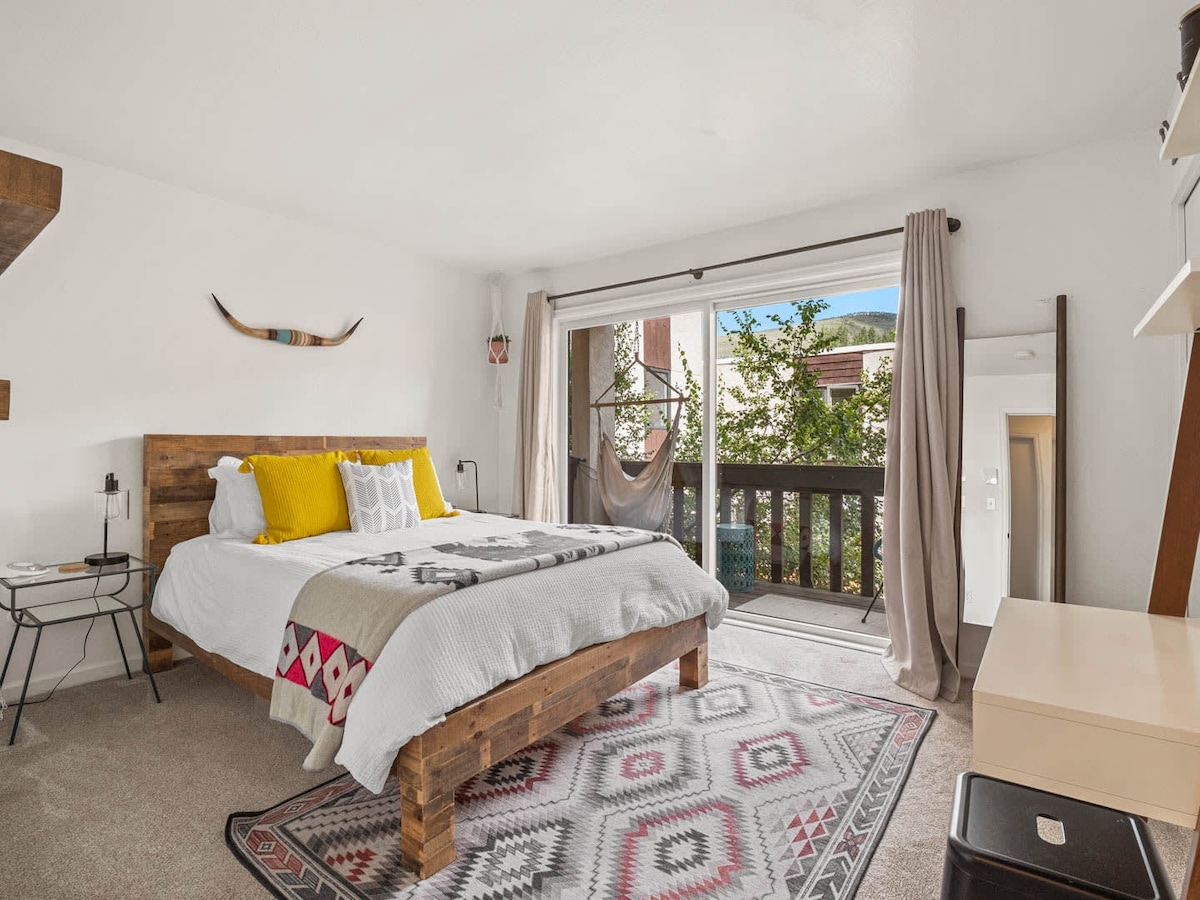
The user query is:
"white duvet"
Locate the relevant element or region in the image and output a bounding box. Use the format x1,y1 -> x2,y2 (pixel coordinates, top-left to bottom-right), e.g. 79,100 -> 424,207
152,512 -> 727,791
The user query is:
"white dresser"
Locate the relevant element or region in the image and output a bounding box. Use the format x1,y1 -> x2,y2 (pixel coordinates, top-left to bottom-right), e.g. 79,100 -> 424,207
973,597 -> 1200,830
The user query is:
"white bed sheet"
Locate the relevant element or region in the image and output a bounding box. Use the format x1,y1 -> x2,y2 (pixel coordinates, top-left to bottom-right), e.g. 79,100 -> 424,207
152,513 -> 727,791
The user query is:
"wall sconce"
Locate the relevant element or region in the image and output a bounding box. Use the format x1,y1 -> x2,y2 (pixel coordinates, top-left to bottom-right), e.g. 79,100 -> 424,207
0,380 -> 9,420
456,460 -> 480,513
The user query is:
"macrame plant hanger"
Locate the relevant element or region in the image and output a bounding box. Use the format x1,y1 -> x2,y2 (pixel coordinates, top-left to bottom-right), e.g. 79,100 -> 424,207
489,277 -> 505,408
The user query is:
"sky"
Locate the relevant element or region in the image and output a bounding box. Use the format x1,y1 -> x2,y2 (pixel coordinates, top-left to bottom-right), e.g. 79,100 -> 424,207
716,285 -> 899,334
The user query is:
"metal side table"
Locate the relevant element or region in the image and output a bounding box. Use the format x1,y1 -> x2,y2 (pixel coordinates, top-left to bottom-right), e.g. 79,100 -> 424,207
0,556 -> 162,745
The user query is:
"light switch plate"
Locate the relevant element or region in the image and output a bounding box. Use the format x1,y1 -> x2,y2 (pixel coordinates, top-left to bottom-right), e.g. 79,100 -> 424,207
986,497 -> 996,511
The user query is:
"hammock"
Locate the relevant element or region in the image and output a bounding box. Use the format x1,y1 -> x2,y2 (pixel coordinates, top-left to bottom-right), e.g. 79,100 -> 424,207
596,401 -> 683,531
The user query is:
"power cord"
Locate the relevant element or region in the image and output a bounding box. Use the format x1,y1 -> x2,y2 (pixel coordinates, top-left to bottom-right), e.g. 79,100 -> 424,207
0,573 -> 105,718
20,616 -> 98,708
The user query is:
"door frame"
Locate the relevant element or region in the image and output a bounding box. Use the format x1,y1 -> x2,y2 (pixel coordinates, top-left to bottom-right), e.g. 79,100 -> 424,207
1000,408 -> 1055,603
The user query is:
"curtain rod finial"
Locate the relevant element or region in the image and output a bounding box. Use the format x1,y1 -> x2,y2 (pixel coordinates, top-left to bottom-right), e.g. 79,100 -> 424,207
690,269 -> 704,280
947,217 -> 962,233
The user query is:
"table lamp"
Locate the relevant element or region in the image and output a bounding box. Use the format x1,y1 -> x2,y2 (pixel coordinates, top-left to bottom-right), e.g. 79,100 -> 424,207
456,459 -> 480,513
85,472 -> 130,567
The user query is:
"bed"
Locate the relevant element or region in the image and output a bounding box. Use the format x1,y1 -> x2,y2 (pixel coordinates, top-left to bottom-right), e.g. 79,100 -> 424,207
141,434 -> 724,877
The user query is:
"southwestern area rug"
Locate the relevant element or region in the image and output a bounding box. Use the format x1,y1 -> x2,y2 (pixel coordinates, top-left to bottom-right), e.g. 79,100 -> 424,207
227,661 -> 935,900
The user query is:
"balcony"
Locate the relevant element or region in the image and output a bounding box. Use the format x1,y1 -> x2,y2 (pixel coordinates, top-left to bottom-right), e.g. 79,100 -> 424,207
571,458 -> 886,631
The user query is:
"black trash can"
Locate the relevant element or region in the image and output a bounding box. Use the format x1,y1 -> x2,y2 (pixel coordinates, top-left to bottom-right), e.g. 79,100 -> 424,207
942,773 -> 1174,900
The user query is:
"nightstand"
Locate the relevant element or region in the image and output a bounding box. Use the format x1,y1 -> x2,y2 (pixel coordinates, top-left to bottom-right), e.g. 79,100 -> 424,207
0,556 -> 162,745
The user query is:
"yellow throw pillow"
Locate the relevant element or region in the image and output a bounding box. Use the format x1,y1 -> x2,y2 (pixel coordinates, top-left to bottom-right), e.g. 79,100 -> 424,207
239,451 -> 354,544
359,447 -> 458,520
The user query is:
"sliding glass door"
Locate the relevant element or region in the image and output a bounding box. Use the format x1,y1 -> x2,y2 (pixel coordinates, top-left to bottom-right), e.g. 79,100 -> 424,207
711,286 -> 894,639
553,255 -> 898,644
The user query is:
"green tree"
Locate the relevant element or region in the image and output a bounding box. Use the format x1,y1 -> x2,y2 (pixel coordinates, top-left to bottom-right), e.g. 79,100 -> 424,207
675,298 -> 891,467
610,321 -> 653,459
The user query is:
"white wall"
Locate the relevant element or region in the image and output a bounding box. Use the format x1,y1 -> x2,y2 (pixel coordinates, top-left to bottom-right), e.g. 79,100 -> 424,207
0,136 -> 499,697
500,131 -> 1180,642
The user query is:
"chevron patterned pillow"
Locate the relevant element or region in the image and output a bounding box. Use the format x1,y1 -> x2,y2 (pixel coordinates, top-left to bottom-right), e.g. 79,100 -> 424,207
337,459 -> 421,534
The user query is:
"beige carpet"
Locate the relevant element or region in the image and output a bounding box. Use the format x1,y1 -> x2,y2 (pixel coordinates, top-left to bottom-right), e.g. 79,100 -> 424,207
0,625 -> 1192,899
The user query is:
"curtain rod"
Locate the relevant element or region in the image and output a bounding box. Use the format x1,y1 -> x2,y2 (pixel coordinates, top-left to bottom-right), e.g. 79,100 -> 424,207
547,217 -> 961,301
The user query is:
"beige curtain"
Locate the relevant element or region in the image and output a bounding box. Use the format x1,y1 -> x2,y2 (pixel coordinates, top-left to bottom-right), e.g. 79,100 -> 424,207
513,290 -> 560,521
881,209 -> 962,701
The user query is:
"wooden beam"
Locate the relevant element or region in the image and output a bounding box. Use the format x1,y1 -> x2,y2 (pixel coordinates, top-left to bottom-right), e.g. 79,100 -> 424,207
1149,332 -> 1200,617
0,379 -> 8,421
828,491 -> 843,594
145,609 -> 270,692
860,492 -> 876,598
797,489 -> 813,588
0,150 -> 62,275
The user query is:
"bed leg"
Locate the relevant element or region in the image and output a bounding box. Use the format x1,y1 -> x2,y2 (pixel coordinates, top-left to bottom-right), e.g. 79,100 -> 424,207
142,608 -> 174,673
396,742 -> 457,878
679,637 -> 708,689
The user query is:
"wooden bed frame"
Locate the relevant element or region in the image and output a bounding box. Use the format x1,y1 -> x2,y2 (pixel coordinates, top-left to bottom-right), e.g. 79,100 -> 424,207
142,434 -> 709,878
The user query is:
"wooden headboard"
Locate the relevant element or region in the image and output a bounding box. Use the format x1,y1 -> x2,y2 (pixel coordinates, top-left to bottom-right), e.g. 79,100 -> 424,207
141,434 -> 425,674
142,434 -> 426,575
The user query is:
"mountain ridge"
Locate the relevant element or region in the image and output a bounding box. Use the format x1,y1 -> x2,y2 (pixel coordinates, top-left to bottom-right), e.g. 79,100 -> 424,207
716,311 -> 896,357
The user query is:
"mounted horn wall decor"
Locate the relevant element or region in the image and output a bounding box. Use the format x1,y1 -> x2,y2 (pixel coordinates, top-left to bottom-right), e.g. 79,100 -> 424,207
211,294 -> 363,347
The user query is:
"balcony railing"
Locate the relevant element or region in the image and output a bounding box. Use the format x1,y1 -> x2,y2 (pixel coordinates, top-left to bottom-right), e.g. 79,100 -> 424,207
602,460 -> 885,601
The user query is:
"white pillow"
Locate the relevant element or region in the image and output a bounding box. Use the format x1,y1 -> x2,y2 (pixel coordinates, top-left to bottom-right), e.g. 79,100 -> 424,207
207,458 -> 236,537
207,456 -> 267,540
338,459 -> 421,534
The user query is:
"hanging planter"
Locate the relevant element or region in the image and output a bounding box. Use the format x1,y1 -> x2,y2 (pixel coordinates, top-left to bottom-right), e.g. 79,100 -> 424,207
487,280 -> 508,406
488,334 -> 511,365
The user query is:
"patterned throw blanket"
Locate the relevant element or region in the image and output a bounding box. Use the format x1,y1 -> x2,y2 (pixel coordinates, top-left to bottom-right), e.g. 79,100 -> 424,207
270,523 -> 676,771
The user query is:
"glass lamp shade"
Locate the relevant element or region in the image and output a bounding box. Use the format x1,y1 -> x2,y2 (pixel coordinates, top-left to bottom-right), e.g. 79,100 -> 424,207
86,480 -> 131,567
93,488 -> 130,522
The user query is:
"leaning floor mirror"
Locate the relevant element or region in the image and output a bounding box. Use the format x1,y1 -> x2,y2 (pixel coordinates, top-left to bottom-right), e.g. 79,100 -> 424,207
961,298 -> 1066,626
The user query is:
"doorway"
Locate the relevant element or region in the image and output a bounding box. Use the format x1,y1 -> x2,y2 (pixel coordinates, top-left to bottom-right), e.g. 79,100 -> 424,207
1006,414 -> 1054,603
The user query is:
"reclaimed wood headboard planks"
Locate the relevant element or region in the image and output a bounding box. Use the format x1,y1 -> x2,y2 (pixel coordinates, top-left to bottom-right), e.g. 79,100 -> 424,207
141,434 -> 425,669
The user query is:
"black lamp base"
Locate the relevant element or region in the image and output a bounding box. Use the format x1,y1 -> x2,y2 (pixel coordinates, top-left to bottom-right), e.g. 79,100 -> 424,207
85,551 -> 129,568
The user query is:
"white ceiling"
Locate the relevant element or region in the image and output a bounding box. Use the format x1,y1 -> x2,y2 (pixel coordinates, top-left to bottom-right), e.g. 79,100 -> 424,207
0,1 -> 1185,272
965,332 -> 1056,377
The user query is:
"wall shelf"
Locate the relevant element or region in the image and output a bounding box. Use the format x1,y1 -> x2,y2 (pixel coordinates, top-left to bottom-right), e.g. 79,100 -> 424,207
1163,54 -> 1200,160
1136,258 -> 1200,337
0,149 -> 62,276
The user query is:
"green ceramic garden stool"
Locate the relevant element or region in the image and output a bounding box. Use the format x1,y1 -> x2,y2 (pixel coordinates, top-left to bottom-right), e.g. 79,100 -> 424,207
716,523 -> 755,593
